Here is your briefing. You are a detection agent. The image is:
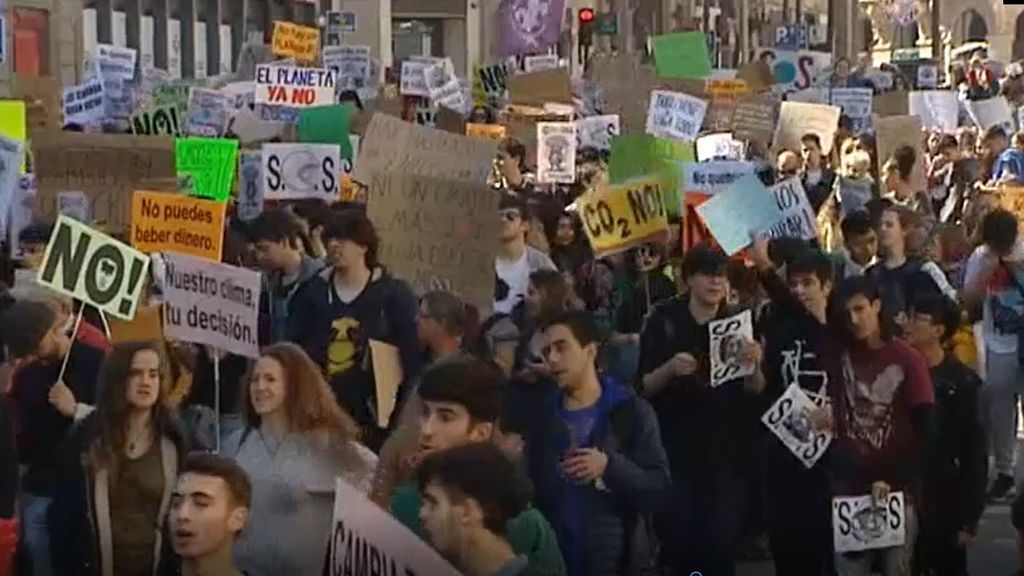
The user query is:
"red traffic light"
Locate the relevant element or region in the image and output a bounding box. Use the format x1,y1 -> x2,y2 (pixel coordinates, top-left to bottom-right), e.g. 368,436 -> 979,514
578,8 -> 595,23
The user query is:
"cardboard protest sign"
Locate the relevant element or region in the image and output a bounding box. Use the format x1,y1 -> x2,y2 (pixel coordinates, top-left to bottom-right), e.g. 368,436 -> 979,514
13,74 -> 63,136
873,90 -> 910,117
131,191 -> 227,261
874,115 -> 926,191
330,477 -> 462,576
367,173 -> 499,314
162,252 -> 261,358
773,101 -> 841,155
731,95 -> 777,143
536,122 -> 576,184
832,492 -> 907,553
184,88 -> 232,137
577,177 -> 669,257
271,21 -> 320,61
575,115 -> 619,151
236,151 -> 264,222
646,90 -> 708,141
96,44 -> 138,82
466,123 -> 508,141
34,133 -> 176,233
696,173 -> 783,255
830,88 -> 873,131
681,161 -> 756,193
256,65 -> 336,108
709,309 -> 755,386
507,70 -> 572,106
262,143 -> 340,200
0,136 -> 24,236
369,340 -> 403,428
764,177 -> 818,241
37,215 -> 150,320
753,48 -> 831,92
355,114 -> 498,185
652,31 -> 712,79
736,60 -> 775,93
131,104 -> 182,136
762,383 -> 832,468
62,79 -> 106,126
298,104 -> 355,158
608,134 -> 695,217
175,138 -> 239,202
966,97 -> 1014,134
58,191 -> 91,222
908,91 -> 958,133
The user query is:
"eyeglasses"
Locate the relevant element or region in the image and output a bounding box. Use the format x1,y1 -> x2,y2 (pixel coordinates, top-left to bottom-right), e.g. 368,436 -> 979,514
499,209 -> 522,222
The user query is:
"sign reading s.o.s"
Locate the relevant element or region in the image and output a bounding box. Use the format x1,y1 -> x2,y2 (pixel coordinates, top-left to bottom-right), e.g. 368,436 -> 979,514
261,143 -> 340,200
832,492 -> 906,553
578,177 -> 669,257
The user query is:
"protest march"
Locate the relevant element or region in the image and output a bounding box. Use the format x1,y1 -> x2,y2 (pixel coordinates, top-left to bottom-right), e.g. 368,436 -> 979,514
9,3 -> 1024,576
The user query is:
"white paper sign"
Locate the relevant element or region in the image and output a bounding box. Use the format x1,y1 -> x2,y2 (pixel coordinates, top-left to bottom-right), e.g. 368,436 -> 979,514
753,48 -> 832,93
254,64 -> 336,108
537,122 -> 577,184
575,115 -> 619,151
401,58 -> 441,97
830,88 -> 873,130
96,44 -> 138,82
681,161 -> 756,193
966,97 -> 1014,134
908,91 -> 959,133
323,44 -> 374,99
832,492 -> 907,553
764,177 -> 818,240
646,90 -> 708,141
62,78 -> 107,126
0,136 -> 24,237
185,88 -> 232,137
162,252 -> 262,359
917,65 -> 937,89
696,133 -> 745,161
424,58 -> 467,112
761,383 -> 832,468
524,53 -> 560,73
330,478 -> 462,576
236,151 -> 264,222
261,143 -> 341,200
9,174 -> 35,258
709,309 -> 755,387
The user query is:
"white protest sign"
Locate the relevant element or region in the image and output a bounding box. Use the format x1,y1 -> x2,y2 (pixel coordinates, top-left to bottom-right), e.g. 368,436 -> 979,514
773,100 -> 841,155
696,133 -> 745,161
400,57 -> 441,97
681,161 -> 756,193
830,88 -> 873,130
709,309 -> 755,387
753,48 -> 832,92
575,115 -> 619,151
36,215 -> 150,320
329,478 -> 462,576
0,136 -> 23,236
424,58 -> 467,112
524,53 -> 560,73
9,175 -> 35,259
917,65 -> 937,89
908,91 -> 959,133
236,151 -> 264,222
646,90 -> 708,141
1019,106 -> 1024,132
261,143 -> 340,200
761,383 -> 832,468
62,78 -> 106,126
57,191 -> 91,223
764,177 -> 817,240
832,492 -> 907,553
537,122 -> 577,184
162,252 -> 261,359
323,45 -> 374,99
966,97 -> 1014,134
786,88 -> 829,104
255,64 -> 336,108
96,44 -> 138,82
185,88 -> 233,137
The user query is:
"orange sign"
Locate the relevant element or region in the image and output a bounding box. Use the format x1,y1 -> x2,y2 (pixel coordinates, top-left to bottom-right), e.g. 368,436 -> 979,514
466,123 -> 508,141
131,190 -> 226,261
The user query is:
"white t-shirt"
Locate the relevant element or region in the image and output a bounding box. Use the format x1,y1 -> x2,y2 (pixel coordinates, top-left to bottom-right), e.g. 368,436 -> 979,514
495,252 -> 531,315
964,242 -> 1024,354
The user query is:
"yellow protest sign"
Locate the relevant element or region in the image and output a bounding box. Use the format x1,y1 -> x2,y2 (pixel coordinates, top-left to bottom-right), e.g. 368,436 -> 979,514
131,190 -> 227,261
705,79 -> 750,100
578,177 -> 670,257
271,21 -> 320,61
0,100 -> 27,171
995,185 -> 1024,221
466,123 -> 508,142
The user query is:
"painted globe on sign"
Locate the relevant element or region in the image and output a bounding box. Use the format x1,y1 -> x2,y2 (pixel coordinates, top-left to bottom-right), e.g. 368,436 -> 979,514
775,61 -> 797,84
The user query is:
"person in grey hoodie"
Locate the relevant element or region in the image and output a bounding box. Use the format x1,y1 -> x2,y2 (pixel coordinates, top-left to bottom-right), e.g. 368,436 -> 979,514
248,209 -> 323,345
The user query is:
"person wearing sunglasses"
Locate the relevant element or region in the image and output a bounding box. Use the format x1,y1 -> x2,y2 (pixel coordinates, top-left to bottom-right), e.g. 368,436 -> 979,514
495,194 -> 556,318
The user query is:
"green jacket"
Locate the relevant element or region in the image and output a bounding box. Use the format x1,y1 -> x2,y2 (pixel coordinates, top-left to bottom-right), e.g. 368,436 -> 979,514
391,479 -> 567,576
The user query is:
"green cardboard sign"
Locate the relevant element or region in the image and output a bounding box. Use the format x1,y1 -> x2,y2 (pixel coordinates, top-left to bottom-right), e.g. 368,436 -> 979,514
652,31 -> 712,80
298,104 -> 355,159
608,134 -> 695,217
175,137 -> 239,203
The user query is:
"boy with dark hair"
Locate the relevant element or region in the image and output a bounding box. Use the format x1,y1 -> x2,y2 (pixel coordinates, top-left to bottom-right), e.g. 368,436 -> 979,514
638,244 -> 761,576
168,453 -> 252,576
749,236 -> 839,574
417,443 -> 539,576
907,294 -> 986,576
800,132 -> 836,212
963,208 -> 1023,500
291,209 -> 421,450
247,208 -> 323,344
825,276 -> 934,575
495,194 -> 555,316
388,356 -> 566,576
2,300 -> 102,576
837,210 -> 879,279
527,311 -> 669,576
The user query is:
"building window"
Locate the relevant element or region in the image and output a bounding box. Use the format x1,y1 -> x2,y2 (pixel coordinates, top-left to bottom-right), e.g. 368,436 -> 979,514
12,8 -> 50,77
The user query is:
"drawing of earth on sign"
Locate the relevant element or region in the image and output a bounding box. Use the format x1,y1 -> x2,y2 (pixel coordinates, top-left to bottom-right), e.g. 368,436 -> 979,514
850,505 -> 889,543
282,149 -> 324,193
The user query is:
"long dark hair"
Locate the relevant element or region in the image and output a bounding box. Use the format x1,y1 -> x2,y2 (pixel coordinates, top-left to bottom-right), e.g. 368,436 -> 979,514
89,342 -> 174,477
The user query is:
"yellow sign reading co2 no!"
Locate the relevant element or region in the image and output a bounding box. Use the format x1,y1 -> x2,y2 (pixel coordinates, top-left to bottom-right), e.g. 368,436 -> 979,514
577,176 -> 669,257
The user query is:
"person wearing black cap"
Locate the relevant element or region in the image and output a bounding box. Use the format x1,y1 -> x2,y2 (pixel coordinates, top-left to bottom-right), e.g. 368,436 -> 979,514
1,300 -> 103,576
637,243 -> 764,576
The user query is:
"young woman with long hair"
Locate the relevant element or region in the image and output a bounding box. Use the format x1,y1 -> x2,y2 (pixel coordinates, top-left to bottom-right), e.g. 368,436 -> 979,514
49,341 -> 188,576
224,342 -> 376,576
